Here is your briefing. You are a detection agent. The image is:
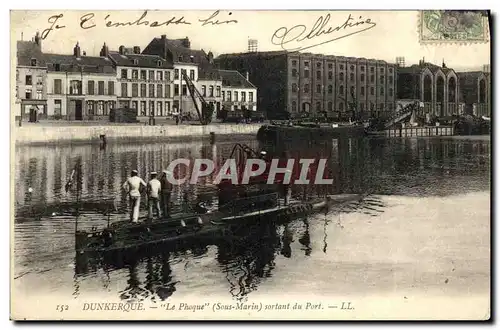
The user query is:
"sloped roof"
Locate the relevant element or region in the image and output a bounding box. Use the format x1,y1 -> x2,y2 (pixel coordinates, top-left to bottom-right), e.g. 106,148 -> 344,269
142,36 -> 209,65
17,41 -> 46,67
397,62 -> 451,75
218,69 -> 255,88
108,51 -> 173,69
43,53 -> 115,74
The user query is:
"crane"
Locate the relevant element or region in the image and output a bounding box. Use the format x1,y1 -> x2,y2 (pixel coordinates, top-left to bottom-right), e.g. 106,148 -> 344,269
181,70 -> 213,125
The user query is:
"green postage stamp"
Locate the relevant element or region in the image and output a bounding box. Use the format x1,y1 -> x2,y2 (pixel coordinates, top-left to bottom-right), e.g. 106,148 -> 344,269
420,10 -> 490,43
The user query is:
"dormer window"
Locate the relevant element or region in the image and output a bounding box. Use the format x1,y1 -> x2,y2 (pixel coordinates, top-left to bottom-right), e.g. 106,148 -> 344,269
30,58 -> 37,66
54,64 -> 61,72
157,60 -> 162,67
178,55 -> 183,62
133,59 -> 138,65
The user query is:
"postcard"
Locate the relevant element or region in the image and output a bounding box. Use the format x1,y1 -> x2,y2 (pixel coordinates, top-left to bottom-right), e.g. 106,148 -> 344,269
10,9 -> 491,320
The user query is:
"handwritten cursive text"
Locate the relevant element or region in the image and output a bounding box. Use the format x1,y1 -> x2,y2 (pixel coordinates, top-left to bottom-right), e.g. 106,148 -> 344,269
104,11 -> 191,28
199,10 -> 238,26
41,14 -> 66,40
271,13 -> 377,52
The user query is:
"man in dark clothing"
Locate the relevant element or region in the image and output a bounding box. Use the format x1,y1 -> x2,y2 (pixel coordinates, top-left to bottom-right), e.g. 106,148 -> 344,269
160,170 -> 173,218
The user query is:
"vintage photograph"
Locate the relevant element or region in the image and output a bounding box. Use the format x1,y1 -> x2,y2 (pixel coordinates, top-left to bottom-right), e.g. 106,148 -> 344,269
10,10 -> 491,320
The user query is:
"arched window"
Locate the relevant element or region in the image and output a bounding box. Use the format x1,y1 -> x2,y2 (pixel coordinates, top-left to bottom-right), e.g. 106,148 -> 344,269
448,76 -> 456,102
292,101 -> 297,112
304,84 -> 309,93
316,102 -> 321,111
436,76 -> 445,104
339,72 -> 344,81
339,85 -> 344,94
339,102 -> 344,111
328,102 -> 333,111
328,85 -> 333,93
479,79 -> 486,103
292,83 -> 298,92
423,75 -> 432,102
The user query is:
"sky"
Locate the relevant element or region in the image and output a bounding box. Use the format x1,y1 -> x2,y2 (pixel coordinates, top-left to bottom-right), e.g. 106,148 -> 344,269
11,10 -> 490,71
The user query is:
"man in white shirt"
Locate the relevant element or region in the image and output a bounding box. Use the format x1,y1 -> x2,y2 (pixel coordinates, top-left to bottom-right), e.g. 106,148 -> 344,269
147,171 -> 162,220
122,170 -> 147,223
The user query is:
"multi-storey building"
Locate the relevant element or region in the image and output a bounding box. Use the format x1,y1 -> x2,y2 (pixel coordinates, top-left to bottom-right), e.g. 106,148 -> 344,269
215,52 -> 396,120
15,33 -> 48,122
218,70 -> 257,112
107,44 -> 174,120
457,70 -> 491,117
44,42 -> 117,120
396,59 -> 460,117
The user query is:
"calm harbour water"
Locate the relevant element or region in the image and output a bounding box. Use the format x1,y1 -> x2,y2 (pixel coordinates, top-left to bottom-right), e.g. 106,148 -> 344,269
13,136 -> 490,308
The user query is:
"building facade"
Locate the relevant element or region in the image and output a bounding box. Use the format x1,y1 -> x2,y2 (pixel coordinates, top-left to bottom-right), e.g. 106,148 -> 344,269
107,44 -> 174,121
457,70 -> 491,117
15,33 -> 48,121
396,60 -> 460,117
215,52 -> 396,120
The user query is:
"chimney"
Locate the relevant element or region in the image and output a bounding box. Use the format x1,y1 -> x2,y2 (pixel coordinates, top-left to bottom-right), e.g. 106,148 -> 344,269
73,42 -> 81,58
161,34 -> 166,40
83,51 -> 86,56
119,45 -> 125,55
34,31 -> 41,49
246,71 -> 249,81
133,46 -> 141,54
100,42 -> 109,57
207,51 -> 214,64
182,37 -> 190,48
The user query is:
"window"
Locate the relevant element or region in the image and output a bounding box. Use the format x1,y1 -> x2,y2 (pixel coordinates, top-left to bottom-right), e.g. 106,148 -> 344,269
181,69 -> 186,78
370,75 -> 375,83
389,68 -> 393,74
380,68 -> 385,74
241,91 -> 246,102
380,87 -> 384,95
339,72 -> 344,81
157,101 -> 163,116
360,66 -> 365,72
222,91 -> 225,101
190,70 -> 195,80
328,101 -> 333,111
121,69 -> 128,79
121,82 -> 127,97
379,103 -> 384,110
157,71 -> 163,81
87,101 -> 95,115
132,83 -> 138,97
165,101 -> 170,114
53,79 -> 62,94
87,81 -> 95,95
360,103 -> 364,111
292,101 -> 297,112
98,81 -> 104,95
132,70 -> 138,79
304,61 -> 309,67
174,69 -> 179,80
350,86 -> 355,95
339,102 -> 344,111
36,90 -> 42,99
328,71 -> 333,80
141,70 -> 147,80
316,84 -> 321,93
292,69 -> 298,77
69,80 -> 81,95
131,101 -> 138,110
328,85 -> 333,93
389,88 -> 393,97
165,85 -> 170,98
216,86 -> 221,97
360,86 -> 365,96
361,74 -> 365,82
291,83 -> 298,93
25,75 -> 32,85
316,62 -> 322,68
316,101 -> 321,111
304,70 -> 309,78
350,65 -> 355,71
157,85 -> 163,98
133,59 -> 139,65
328,63 -> 333,69
370,102 -> 374,111
227,91 -> 231,101
54,100 -> 62,116
339,85 -> 344,94
370,87 -> 374,95
31,58 -> 37,66
234,91 -> 238,101
54,64 -> 61,71
380,76 -> 385,84
292,60 -> 297,66
25,89 -> 32,99
97,101 -> 104,116
140,101 -> 146,115
209,86 -> 214,97
201,86 -> 206,97
182,85 -> 187,95
108,81 -> 114,95
165,71 -> 171,81
370,67 -> 375,73
339,64 -> 344,70
149,84 -> 155,97
140,84 -> 147,97
388,76 -> 393,84
157,61 -> 162,67
249,92 -> 253,102
304,84 -> 309,93
316,71 -> 321,79
350,73 -> 354,81
150,101 -> 155,116
149,71 -> 155,81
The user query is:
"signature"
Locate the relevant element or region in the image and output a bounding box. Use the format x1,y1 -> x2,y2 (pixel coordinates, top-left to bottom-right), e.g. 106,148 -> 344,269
271,13 -> 377,52
39,10 -> 236,40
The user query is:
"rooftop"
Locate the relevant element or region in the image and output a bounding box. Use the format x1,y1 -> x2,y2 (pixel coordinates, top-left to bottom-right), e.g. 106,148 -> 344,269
108,51 -> 173,69
43,53 -> 115,74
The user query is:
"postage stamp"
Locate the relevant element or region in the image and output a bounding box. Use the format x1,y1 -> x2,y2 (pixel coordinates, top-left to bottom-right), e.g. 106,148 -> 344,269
419,10 -> 490,44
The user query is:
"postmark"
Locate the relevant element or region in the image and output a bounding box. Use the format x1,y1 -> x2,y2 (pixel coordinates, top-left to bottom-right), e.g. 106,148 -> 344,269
419,10 -> 489,44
